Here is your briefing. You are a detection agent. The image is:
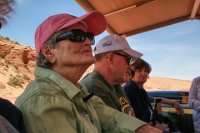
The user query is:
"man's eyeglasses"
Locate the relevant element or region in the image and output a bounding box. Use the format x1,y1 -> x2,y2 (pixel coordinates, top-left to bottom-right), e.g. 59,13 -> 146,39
113,52 -> 132,64
55,29 -> 95,45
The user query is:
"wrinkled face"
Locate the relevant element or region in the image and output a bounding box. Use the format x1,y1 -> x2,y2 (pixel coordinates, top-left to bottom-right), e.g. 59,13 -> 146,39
133,67 -> 149,85
112,51 -> 131,84
52,23 -> 95,68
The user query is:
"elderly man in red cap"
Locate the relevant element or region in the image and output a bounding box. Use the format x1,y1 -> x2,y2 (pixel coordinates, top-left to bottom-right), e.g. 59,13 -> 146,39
15,11 -> 162,133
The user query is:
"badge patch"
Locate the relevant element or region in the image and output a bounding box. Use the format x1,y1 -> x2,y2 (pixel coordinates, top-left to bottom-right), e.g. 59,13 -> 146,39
102,41 -> 112,47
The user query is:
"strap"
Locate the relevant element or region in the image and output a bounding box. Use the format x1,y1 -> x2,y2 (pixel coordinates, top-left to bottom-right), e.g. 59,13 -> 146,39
151,98 -> 162,125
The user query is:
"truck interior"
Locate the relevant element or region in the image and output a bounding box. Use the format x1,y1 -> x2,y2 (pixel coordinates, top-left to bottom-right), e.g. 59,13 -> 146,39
75,0 -> 200,132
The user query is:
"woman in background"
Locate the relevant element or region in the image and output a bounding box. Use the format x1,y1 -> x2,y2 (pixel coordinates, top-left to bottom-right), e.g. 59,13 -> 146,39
189,76 -> 200,133
124,58 -> 184,132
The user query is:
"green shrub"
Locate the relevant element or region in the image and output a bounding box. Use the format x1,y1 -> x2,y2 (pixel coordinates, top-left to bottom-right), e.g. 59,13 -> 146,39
22,74 -> 30,81
5,37 -> 10,40
7,75 -> 24,87
14,65 -> 19,71
0,53 -> 5,58
4,59 -> 11,65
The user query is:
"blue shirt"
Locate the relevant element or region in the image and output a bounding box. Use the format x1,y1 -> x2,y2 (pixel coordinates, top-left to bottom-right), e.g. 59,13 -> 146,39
124,80 -> 153,123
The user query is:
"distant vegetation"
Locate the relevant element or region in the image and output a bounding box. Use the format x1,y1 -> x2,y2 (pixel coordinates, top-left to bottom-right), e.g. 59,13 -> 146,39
7,75 -> 25,87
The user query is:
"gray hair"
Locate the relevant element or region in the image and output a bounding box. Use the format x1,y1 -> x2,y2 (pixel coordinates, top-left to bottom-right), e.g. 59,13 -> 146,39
36,32 -> 60,68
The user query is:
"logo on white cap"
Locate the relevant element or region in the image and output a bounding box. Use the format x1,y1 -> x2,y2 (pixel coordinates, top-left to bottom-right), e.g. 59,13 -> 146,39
102,41 -> 112,47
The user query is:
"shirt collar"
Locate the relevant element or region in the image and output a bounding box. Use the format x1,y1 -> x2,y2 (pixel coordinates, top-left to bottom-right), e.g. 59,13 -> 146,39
35,66 -> 83,100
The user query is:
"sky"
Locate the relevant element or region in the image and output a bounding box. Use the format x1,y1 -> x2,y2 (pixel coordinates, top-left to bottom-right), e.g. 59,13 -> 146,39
0,0 -> 200,81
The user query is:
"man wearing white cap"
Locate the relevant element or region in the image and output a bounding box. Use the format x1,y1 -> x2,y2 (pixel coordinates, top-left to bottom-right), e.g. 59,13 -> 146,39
16,11 -> 161,133
81,34 -> 142,116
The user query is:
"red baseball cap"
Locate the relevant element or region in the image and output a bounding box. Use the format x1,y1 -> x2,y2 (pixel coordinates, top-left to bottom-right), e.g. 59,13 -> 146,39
35,11 -> 107,55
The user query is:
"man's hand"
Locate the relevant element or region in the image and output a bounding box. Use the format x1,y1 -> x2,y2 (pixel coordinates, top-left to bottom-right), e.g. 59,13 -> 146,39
149,122 -> 169,131
136,124 -> 162,133
160,98 -> 185,116
173,101 -> 185,116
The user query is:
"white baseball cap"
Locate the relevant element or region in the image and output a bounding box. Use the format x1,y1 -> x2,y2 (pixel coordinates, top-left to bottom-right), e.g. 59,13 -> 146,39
94,34 -> 143,59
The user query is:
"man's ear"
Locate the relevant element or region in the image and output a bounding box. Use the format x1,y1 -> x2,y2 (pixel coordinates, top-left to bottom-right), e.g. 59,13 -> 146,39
41,45 -> 55,63
106,52 -> 114,64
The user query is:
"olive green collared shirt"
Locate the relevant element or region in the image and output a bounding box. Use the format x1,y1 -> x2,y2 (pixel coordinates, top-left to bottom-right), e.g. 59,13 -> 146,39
15,66 -> 145,133
80,71 -> 133,114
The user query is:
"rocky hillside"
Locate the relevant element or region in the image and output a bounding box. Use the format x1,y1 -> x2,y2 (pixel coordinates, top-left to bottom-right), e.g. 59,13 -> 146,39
0,36 -> 36,103
0,36 -> 191,103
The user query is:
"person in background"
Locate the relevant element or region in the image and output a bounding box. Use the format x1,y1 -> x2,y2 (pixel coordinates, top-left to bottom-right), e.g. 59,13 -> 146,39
15,11 -> 162,133
189,76 -> 200,133
0,115 -> 19,133
124,58 -> 184,131
0,97 -> 25,133
80,34 -> 142,116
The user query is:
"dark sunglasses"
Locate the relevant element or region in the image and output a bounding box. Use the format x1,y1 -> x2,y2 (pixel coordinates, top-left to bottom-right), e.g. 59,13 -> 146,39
55,29 -> 95,45
113,52 -> 132,64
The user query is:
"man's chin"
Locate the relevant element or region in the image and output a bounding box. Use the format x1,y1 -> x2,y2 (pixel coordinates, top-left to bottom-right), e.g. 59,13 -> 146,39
81,58 -> 94,66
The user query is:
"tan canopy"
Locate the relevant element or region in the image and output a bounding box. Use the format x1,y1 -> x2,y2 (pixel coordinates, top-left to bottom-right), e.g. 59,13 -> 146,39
76,0 -> 200,37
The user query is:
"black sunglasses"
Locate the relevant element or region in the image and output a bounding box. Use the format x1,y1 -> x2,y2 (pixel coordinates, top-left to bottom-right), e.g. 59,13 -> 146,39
55,29 -> 95,45
113,52 -> 132,64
